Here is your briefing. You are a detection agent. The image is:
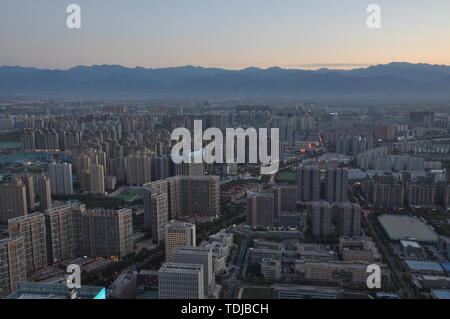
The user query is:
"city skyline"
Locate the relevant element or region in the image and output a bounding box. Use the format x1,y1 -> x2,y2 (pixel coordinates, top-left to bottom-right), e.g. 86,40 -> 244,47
0,0 -> 450,303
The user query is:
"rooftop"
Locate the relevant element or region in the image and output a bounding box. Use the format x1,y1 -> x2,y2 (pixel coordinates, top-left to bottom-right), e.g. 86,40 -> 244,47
378,215 -> 439,243
159,262 -> 203,274
6,283 -> 105,299
431,290 -> 450,299
404,260 -> 444,273
440,262 -> 450,273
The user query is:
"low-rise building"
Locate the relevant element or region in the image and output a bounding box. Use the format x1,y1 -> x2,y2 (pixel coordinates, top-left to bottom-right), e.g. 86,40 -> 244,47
107,271 -> 138,299
249,248 -> 283,264
271,284 -> 343,299
404,260 -> 445,275
261,258 -> 282,280
296,243 -> 336,262
295,261 -> 391,286
339,237 -> 381,263
419,275 -> 450,289
6,282 -> 106,299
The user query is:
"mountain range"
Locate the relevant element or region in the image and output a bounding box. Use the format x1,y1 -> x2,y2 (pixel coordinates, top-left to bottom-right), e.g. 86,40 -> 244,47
1,62 -> 450,99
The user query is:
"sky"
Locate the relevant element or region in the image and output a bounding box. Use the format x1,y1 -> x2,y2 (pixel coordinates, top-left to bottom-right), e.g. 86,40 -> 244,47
1,0 -> 450,70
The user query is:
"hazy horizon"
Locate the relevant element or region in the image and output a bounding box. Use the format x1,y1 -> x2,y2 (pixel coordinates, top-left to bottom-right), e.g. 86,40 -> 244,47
2,61 -> 450,72
1,0 -> 450,69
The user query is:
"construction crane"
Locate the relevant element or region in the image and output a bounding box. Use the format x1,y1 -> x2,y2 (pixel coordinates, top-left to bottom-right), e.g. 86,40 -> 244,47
316,127 -> 324,146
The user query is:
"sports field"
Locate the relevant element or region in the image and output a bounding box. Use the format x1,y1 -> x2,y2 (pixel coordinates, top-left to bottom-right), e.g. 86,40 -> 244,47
115,190 -> 141,202
276,172 -> 296,183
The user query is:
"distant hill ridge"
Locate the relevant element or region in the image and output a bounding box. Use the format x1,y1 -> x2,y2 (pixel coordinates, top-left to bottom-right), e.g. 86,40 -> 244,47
1,62 -> 450,98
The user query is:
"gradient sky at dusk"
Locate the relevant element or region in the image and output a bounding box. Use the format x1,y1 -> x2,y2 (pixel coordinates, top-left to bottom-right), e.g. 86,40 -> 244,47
1,0 -> 450,69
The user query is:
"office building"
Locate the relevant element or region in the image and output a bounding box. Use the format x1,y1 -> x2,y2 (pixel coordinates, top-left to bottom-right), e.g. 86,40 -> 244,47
165,221 -> 196,262
173,246 -> 214,297
158,263 -> 204,299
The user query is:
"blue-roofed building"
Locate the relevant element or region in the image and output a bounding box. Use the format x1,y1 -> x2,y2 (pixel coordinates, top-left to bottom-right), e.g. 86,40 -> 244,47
431,290 -> 450,299
404,260 -> 445,275
6,282 -> 106,299
440,262 -> 450,275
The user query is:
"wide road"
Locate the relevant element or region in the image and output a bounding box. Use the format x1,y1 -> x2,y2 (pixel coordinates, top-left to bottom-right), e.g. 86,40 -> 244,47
225,238 -> 247,298
356,191 -> 418,299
